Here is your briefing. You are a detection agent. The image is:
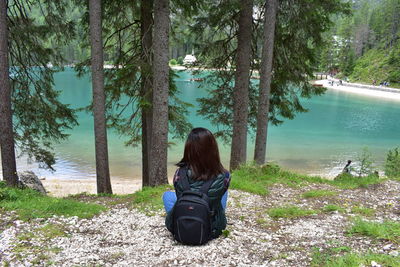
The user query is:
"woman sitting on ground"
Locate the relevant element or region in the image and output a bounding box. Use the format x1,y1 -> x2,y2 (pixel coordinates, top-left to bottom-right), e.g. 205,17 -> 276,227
163,127 -> 230,239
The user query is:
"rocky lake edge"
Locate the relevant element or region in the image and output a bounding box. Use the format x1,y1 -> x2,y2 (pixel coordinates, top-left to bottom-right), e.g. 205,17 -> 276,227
1,178 -> 400,266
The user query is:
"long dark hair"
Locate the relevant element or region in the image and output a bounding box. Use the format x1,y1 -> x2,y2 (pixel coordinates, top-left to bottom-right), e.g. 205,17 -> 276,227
177,128 -> 225,181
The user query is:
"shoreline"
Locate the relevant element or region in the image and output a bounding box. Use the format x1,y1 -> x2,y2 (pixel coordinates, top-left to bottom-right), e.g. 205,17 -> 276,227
42,178 -> 142,197
314,79 -> 400,101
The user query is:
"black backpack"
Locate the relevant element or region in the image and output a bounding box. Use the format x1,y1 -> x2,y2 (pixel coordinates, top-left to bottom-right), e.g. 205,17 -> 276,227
171,167 -> 214,245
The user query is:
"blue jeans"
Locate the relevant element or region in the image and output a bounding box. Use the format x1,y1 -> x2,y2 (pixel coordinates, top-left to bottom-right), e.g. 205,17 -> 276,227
162,190 -> 228,213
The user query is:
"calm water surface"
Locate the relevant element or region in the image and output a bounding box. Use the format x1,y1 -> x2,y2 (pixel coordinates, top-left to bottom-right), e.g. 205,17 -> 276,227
4,69 -> 400,180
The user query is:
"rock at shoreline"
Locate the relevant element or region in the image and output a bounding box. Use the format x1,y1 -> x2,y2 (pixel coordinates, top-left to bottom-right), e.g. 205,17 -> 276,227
18,171 -> 47,195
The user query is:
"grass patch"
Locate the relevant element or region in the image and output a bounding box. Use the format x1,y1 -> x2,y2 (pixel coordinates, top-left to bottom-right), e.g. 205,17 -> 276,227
0,185 -> 106,221
230,177 -> 269,195
323,204 -> 345,213
351,206 -> 375,216
332,173 -> 382,189
311,247 -> 400,267
131,185 -> 173,214
267,205 -> 318,219
230,163 -> 382,195
348,218 -> 400,242
302,190 -> 337,198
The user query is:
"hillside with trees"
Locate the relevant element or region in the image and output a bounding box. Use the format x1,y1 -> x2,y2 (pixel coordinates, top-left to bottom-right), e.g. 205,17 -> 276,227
319,0 -> 400,86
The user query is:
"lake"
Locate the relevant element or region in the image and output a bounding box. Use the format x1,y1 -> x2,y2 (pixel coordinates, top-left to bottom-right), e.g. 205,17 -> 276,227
3,68 -> 400,180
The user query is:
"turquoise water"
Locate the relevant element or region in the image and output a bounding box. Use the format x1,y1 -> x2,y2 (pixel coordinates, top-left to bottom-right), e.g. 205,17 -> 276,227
5,69 -> 400,180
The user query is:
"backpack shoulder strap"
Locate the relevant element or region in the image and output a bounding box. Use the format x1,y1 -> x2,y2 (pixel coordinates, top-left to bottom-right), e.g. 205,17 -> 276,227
199,178 -> 214,194
178,167 -> 191,191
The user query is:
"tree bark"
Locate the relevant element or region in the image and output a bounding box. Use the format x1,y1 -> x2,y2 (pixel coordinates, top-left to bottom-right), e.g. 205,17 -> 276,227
89,0 -> 112,194
254,0 -> 278,165
140,0 -> 153,187
230,0 -> 253,171
0,0 -> 18,187
149,0 -> 169,186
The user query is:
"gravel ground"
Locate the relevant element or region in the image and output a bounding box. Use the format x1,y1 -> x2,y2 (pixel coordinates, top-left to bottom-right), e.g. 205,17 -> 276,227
1,180 -> 399,266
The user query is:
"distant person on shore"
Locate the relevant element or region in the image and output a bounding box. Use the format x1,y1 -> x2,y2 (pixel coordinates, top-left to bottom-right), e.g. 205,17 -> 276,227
342,160 -> 352,173
372,80 -> 377,86
163,127 -> 230,244
339,79 -> 343,86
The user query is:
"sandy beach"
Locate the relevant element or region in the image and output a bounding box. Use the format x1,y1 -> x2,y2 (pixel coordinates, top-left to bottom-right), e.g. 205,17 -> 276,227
42,179 -> 142,197
314,79 -> 400,101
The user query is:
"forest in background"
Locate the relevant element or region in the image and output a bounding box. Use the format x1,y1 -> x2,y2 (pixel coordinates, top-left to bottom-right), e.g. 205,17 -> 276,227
319,0 -> 400,86
30,0 -> 400,88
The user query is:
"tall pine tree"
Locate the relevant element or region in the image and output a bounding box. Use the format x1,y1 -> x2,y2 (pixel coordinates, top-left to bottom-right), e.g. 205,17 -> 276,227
230,0 -> 254,170
89,0 -> 112,194
0,0 -> 18,186
149,0 -> 170,186
254,0 -> 278,165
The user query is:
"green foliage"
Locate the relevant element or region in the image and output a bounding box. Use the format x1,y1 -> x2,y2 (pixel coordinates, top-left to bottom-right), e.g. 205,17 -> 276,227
192,0 -> 349,140
350,47 -> 400,86
356,147 -> 375,177
267,205 -> 318,219
0,186 -> 106,220
72,1 -> 193,148
311,247 -> 400,267
332,172 -> 381,189
169,59 -> 178,65
8,0 -> 78,169
322,205 -> 345,213
321,0 -> 400,84
302,190 -> 337,198
385,148 -> 400,178
349,218 -> 400,243
131,185 -> 173,214
177,56 -> 184,65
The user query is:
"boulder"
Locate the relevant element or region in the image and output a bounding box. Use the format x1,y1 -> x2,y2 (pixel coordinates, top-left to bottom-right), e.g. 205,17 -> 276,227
18,171 -> 47,195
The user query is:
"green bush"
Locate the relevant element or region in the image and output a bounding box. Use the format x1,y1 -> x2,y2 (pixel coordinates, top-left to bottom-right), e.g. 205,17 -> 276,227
356,148 -> 374,177
385,148 -> 400,178
177,56 -> 183,65
169,59 -> 177,65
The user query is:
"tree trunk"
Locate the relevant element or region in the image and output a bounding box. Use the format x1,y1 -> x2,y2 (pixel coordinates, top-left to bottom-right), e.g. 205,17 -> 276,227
89,0 -> 112,194
0,0 -> 18,187
140,0 -> 153,187
230,0 -> 253,171
254,0 -> 278,165
149,0 -> 169,186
